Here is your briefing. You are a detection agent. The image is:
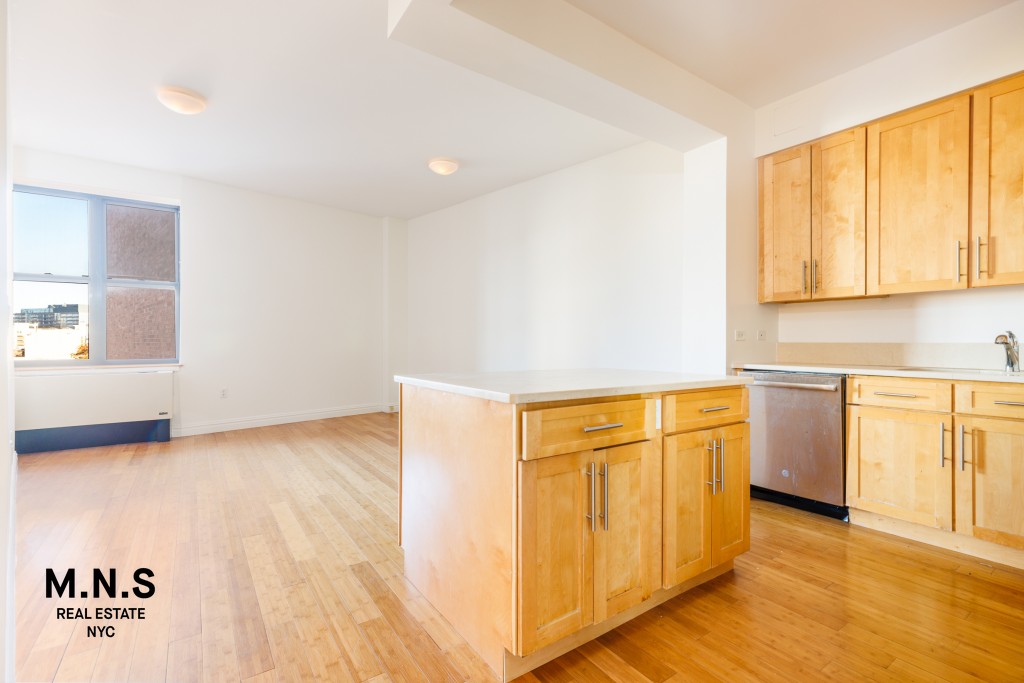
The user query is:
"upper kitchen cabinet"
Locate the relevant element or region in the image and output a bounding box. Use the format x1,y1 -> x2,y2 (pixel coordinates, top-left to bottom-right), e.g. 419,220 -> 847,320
866,95 -> 971,295
972,73 -> 1024,288
812,128 -> 866,299
759,145 -> 812,302
758,129 -> 865,303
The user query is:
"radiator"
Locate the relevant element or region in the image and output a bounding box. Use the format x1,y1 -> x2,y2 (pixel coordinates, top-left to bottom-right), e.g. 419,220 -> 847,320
15,370 -> 174,431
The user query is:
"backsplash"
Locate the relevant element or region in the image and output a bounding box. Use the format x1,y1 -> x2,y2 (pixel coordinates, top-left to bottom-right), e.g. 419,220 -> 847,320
776,342 -> 1008,370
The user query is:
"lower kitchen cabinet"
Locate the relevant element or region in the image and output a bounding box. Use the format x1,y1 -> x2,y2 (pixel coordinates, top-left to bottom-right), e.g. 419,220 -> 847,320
517,440 -> 657,655
846,405 -> 954,530
955,416 -> 1024,550
663,422 -> 749,587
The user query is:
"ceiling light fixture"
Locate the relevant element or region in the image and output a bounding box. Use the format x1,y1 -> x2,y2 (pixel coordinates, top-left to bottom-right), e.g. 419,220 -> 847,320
428,157 -> 460,176
156,86 -> 207,115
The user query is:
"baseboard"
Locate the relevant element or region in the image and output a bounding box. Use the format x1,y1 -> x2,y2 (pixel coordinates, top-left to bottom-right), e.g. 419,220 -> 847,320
849,508 -> 1024,570
172,403 -> 388,437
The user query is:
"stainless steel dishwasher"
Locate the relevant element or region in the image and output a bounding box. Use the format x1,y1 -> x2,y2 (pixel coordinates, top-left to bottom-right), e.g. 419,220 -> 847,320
737,370 -> 847,517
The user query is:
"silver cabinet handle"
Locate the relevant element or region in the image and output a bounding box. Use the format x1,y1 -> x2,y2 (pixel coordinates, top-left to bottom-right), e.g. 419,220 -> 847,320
939,423 -> 946,468
751,381 -> 838,392
975,236 -> 982,281
954,240 -> 959,284
585,462 -> 596,532
994,401 -> 1024,407
959,423 -> 966,471
718,438 -> 725,493
702,406 -> 730,413
802,260 -> 808,295
706,440 -> 717,492
583,422 -> 623,433
812,259 -> 818,294
874,392 -> 918,398
600,462 -> 609,531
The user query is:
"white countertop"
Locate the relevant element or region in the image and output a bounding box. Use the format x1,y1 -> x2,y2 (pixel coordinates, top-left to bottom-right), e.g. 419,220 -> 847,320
395,369 -> 749,404
735,362 -> 1024,384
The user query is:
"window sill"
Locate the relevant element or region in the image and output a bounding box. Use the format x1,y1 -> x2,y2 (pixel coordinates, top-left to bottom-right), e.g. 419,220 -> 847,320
15,363 -> 182,376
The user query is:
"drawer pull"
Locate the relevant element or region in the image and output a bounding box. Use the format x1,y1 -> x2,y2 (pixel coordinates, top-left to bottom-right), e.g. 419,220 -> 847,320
702,406 -> 730,413
993,401 -> 1024,407
583,422 -> 624,433
874,392 -> 918,399
601,462 -> 609,531
939,423 -> 946,468
585,462 -> 596,532
752,381 -> 837,392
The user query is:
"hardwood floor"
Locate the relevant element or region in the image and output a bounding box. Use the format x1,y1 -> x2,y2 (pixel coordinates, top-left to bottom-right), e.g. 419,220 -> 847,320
15,414 -> 1024,682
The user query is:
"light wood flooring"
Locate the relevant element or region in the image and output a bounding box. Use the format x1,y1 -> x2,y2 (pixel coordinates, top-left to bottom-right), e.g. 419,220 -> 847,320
15,413 -> 1024,682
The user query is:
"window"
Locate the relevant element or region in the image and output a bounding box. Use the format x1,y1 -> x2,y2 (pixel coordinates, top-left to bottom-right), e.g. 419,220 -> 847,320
13,186 -> 179,364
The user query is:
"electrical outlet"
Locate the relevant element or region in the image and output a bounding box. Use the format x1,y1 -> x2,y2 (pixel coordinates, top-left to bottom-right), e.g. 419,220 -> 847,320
734,330 -> 746,342
220,389 -> 228,399
757,329 -> 767,341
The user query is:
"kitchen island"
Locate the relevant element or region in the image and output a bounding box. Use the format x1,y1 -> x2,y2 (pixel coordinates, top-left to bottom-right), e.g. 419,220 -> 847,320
396,369 -> 750,681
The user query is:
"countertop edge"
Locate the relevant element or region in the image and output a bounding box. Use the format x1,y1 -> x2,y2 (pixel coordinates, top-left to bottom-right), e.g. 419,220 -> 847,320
395,373 -> 750,404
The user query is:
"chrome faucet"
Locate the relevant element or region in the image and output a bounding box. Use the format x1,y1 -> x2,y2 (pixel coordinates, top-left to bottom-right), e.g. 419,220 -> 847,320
995,331 -> 1020,372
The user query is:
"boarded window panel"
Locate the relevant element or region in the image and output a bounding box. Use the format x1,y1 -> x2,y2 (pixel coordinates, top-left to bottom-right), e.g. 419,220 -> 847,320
106,287 -> 176,360
106,204 -> 176,281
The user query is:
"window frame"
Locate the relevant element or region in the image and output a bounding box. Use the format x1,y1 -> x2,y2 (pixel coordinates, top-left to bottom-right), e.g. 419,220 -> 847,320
13,184 -> 181,367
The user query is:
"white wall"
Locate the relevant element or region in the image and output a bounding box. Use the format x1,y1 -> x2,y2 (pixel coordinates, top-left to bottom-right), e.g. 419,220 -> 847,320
756,0 -> 1024,156
406,141 -> 724,374
0,1 -> 13,676
13,149 -> 388,436
680,139 -> 727,373
757,0 -> 1024,347
177,178 -> 384,435
383,217 -> 407,408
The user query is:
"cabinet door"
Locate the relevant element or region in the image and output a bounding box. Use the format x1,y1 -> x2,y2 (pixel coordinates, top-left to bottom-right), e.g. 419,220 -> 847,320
866,95 -> 970,295
593,441 -> 657,622
955,417 -> 1024,550
518,450 -> 594,654
972,73 -> 1024,288
759,145 -> 812,302
811,128 -> 866,299
662,431 -> 712,587
847,406 -> 953,530
711,423 -> 751,566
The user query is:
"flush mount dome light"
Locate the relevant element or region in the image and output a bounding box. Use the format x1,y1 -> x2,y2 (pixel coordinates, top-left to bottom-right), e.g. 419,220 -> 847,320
156,86 -> 207,115
428,157 -> 459,176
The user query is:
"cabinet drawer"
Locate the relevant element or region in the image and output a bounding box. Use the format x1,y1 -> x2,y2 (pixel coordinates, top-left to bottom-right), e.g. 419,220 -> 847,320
522,399 -> 655,460
847,376 -> 952,412
663,388 -> 748,434
955,382 -> 1024,419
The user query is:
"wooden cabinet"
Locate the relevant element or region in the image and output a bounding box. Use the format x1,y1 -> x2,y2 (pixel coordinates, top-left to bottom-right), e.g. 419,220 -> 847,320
847,404 -> 953,530
812,128 -> 866,299
954,382 -> 1024,550
972,72 -> 1024,287
758,128 -> 865,303
955,416 -> 1024,550
758,72 -> 1024,302
847,377 -> 1024,562
517,440 -> 657,655
661,389 -> 749,589
663,423 -> 750,587
866,95 -> 971,295
759,145 -> 811,302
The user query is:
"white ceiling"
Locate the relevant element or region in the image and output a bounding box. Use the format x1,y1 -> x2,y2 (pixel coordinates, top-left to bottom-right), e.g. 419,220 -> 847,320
10,0 -> 641,218
11,0 -> 1017,218
565,0 -> 1016,107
